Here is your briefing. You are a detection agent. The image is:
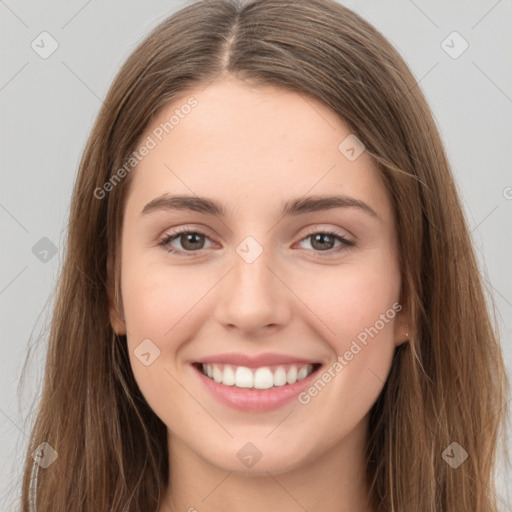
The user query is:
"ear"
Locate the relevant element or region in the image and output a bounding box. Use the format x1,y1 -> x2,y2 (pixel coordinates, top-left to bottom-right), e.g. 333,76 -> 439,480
107,252 -> 126,335
393,299 -> 410,347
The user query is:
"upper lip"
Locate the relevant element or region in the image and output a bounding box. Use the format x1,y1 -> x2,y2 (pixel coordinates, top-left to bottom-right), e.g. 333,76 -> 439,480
194,352 -> 320,368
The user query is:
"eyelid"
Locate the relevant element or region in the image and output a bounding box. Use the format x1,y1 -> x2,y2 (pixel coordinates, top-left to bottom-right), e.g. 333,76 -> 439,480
299,224 -> 352,241
158,224 -> 217,244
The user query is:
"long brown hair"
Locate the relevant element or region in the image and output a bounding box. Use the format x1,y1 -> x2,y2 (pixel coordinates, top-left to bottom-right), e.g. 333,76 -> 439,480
18,1 -> 509,510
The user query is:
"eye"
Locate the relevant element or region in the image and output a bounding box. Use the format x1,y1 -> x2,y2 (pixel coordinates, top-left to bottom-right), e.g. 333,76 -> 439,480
297,229 -> 355,255
158,227 -> 355,257
158,229 -> 214,256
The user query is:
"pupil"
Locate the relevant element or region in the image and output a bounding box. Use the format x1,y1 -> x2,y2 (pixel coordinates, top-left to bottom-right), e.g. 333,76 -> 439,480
183,233 -> 203,249
313,234 -> 333,250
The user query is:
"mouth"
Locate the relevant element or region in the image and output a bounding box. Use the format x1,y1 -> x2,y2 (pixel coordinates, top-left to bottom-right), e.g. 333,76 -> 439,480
190,352 -> 324,411
192,362 -> 322,390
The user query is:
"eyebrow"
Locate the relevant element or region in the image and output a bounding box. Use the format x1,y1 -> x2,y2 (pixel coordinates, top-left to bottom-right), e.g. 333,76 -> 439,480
140,194 -> 379,220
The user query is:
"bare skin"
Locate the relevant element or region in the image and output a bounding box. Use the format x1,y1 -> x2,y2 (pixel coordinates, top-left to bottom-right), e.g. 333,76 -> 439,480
109,76 -> 409,512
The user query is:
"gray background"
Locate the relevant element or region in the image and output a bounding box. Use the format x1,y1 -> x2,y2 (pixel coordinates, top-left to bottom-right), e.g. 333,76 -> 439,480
1,0 -> 511,510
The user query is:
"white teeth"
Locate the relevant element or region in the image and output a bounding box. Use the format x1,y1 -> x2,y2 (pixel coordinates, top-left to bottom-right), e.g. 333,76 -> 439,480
212,365 -> 223,383
234,366 -> 253,388
222,365 -> 235,386
253,367 -> 274,389
200,363 -> 316,389
297,365 -> 311,381
286,366 -> 297,384
273,366 -> 287,386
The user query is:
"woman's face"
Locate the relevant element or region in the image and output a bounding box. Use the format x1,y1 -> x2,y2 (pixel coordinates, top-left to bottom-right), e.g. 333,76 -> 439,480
110,77 -> 408,475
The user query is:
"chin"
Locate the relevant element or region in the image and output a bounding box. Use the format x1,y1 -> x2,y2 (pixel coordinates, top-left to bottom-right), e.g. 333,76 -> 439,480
197,436 -> 315,476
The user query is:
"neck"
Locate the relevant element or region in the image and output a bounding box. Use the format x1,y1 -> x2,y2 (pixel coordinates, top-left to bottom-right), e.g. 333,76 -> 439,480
159,414 -> 375,512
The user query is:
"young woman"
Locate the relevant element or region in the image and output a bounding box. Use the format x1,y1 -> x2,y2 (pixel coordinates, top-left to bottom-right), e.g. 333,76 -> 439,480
20,1 -> 509,511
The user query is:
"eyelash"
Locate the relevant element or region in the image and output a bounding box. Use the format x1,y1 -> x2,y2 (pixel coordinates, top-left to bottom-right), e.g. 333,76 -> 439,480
158,227 -> 355,257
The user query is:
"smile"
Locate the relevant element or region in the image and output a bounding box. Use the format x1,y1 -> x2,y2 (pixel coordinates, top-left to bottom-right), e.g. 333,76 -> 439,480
191,359 -> 323,412
197,362 -> 320,389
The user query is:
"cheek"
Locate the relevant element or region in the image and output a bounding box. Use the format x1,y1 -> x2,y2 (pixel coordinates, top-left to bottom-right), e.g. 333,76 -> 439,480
120,260 -> 203,420
121,254 -> 203,341
291,259 -> 400,424
297,257 -> 401,345
120,256 -> 219,403
291,257 -> 401,407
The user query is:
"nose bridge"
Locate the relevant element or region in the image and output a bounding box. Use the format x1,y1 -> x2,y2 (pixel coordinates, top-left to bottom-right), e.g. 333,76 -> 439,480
230,229 -> 275,296
214,238 -> 290,332
233,246 -> 272,299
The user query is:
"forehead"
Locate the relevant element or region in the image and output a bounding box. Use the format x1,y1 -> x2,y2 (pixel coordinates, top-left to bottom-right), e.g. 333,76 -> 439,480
125,77 -> 392,223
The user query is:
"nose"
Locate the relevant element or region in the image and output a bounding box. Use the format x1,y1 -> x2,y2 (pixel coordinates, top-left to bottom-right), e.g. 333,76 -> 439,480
214,249 -> 292,337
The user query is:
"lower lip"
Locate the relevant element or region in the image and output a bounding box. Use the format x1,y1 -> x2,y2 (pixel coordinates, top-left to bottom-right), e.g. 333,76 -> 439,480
192,364 -> 321,412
